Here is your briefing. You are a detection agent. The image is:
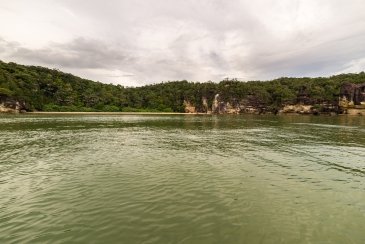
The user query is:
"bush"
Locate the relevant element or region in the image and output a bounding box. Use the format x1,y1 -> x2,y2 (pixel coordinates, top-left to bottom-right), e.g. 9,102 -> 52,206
0,87 -> 13,96
102,105 -> 121,112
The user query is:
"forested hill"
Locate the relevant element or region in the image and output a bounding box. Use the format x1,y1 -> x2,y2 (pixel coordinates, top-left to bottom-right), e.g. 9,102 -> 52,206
1,60 -> 365,113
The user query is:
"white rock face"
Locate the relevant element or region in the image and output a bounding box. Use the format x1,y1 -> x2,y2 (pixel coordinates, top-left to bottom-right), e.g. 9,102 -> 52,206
183,100 -> 196,113
0,96 -> 25,113
202,97 -> 210,113
212,94 -> 220,113
281,104 -> 312,114
0,103 -> 19,113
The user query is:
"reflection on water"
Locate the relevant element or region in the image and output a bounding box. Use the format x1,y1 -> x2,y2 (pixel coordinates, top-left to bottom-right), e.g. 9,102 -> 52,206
0,114 -> 365,243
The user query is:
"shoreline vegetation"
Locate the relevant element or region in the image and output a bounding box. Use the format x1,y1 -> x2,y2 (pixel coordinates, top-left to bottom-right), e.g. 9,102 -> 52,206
27,111 -> 193,115
24,111 -> 333,115
24,111 -> 356,116
24,111 -> 348,116
1,60 -> 365,115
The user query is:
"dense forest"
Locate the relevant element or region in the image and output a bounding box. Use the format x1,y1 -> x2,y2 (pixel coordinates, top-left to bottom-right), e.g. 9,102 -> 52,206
1,60 -> 365,113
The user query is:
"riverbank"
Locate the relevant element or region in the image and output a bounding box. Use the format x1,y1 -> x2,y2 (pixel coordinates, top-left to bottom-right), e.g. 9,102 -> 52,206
27,111 -> 201,115
1,110 -> 362,116
1,111 -> 352,116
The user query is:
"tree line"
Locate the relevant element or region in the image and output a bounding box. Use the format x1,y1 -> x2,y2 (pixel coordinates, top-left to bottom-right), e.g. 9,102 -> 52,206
1,60 -> 365,112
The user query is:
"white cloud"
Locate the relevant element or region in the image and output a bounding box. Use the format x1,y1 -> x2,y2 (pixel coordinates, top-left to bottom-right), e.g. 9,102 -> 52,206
338,58 -> 365,74
1,0 -> 365,86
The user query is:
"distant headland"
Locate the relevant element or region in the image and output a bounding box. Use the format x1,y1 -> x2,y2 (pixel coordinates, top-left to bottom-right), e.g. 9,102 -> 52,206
1,60 -> 365,115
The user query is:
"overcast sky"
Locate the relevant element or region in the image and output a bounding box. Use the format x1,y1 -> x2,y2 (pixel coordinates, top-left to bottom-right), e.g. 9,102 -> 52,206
1,0 -> 365,86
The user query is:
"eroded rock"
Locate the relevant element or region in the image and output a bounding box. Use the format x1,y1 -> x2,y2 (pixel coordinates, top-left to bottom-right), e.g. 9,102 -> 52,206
183,100 -> 196,113
0,95 -> 27,113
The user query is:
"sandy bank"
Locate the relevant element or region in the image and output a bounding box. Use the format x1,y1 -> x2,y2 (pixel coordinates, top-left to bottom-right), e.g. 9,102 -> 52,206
27,111 -> 205,115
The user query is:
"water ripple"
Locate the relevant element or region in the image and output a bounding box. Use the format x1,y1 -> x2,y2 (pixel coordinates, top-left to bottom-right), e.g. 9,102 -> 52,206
0,114 -> 365,243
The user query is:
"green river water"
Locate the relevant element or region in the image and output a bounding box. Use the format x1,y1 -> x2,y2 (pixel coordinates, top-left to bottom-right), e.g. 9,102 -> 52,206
0,114 -> 364,243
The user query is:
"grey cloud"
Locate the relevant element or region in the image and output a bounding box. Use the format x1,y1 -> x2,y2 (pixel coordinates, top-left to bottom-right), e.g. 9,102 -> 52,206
11,38 -> 134,69
1,0 -> 365,85
0,38 -> 20,52
250,31 -> 365,78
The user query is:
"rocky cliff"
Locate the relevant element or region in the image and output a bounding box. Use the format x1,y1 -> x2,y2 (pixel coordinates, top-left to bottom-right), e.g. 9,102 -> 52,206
184,94 -> 271,114
339,83 -> 365,107
185,91 -> 340,115
183,100 -> 196,113
0,95 -> 27,113
338,83 -> 365,115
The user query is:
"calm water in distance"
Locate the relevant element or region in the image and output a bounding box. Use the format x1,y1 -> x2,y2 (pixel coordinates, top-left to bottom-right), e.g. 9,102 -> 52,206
0,114 -> 364,243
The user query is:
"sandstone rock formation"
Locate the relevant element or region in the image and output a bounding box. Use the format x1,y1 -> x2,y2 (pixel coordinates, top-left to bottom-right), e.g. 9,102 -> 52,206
339,83 -> 365,115
280,104 -> 312,114
182,83 -> 365,115
183,100 -> 196,113
202,97 -> 210,113
0,95 -> 27,113
339,83 -> 365,107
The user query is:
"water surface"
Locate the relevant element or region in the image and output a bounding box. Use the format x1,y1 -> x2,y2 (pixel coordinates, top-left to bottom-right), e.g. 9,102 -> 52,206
0,114 -> 364,243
